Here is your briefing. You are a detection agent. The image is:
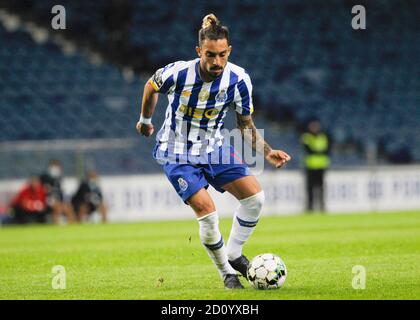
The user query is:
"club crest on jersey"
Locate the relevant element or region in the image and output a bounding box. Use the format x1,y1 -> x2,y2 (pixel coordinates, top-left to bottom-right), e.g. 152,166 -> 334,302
215,89 -> 227,103
198,90 -> 210,102
178,178 -> 188,192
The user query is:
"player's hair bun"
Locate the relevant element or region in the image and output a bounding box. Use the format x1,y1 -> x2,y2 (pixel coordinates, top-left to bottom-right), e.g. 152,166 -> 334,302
202,14 -> 220,29
198,13 -> 229,45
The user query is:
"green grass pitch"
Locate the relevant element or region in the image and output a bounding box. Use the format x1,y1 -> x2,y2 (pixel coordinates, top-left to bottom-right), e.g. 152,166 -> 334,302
0,211 -> 419,300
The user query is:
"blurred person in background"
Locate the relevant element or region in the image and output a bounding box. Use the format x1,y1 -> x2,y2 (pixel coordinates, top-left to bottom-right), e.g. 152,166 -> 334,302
7,175 -> 48,224
40,159 -> 75,224
301,119 -> 330,212
71,170 -> 107,223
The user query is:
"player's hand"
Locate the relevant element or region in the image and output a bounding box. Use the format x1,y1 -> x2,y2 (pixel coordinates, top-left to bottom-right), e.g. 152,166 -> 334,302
265,149 -> 291,168
136,121 -> 154,137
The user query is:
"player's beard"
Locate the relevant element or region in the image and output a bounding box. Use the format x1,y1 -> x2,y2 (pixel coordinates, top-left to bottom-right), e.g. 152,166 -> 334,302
207,66 -> 223,79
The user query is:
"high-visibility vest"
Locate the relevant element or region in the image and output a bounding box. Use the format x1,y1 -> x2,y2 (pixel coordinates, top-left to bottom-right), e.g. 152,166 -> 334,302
302,132 -> 330,169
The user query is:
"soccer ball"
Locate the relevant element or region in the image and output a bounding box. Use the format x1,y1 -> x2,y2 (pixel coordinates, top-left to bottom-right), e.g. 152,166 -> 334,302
247,253 -> 287,290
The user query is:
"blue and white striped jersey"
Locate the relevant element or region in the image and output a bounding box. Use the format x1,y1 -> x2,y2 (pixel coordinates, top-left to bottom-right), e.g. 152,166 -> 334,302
149,58 -> 254,162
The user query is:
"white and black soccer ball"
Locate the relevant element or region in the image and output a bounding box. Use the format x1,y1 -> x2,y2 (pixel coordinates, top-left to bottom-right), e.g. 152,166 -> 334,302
247,253 -> 287,290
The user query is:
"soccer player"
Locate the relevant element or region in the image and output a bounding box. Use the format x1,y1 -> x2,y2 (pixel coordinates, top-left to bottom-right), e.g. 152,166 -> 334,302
136,14 -> 291,289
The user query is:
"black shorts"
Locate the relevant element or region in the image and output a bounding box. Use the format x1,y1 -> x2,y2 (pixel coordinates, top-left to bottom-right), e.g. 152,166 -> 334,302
12,206 -> 48,224
71,201 -> 98,215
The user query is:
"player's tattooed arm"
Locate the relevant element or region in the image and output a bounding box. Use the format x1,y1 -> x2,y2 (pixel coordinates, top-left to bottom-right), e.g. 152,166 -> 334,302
236,114 -> 272,156
236,114 -> 292,168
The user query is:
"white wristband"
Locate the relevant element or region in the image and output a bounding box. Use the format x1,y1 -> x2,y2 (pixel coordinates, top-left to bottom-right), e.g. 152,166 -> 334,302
139,114 -> 152,125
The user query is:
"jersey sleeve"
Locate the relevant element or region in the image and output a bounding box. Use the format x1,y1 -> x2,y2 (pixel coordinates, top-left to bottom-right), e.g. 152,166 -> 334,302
233,73 -> 254,115
149,62 -> 177,94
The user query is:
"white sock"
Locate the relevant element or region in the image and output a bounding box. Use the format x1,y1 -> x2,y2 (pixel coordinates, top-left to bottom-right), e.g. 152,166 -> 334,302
198,211 -> 236,279
227,191 -> 265,260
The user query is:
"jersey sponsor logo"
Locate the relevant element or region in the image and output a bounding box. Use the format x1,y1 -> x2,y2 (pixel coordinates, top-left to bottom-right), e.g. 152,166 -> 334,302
181,90 -> 192,97
178,177 -> 188,192
215,89 -> 227,103
178,104 -> 220,119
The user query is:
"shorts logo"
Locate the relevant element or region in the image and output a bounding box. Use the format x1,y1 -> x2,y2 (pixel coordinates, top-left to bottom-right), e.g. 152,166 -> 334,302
178,178 -> 188,192
215,89 -> 227,103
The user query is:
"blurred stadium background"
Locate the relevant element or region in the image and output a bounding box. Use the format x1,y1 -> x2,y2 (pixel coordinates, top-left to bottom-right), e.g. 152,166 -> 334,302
0,0 -> 419,221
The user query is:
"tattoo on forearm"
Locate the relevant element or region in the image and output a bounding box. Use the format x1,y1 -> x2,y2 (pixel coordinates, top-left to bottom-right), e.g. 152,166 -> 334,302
236,114 -> 272,156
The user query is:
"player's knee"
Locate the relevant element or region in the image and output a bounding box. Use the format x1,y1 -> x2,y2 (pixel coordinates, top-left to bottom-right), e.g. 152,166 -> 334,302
240,190 -> 265,213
